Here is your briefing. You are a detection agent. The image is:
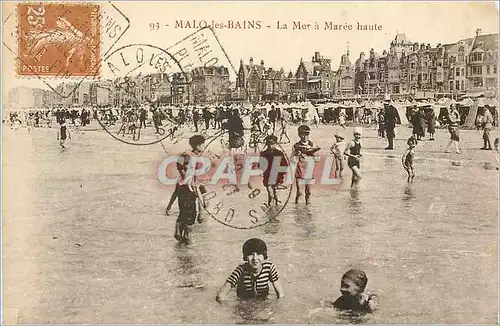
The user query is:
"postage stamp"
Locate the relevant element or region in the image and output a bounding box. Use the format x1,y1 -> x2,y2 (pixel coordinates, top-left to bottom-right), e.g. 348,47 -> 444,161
3,1 -> 129,97
17,3 -> 100,77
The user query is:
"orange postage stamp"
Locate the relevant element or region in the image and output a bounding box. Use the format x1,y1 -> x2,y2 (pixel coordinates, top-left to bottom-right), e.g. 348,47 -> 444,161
17,3 -> 100,77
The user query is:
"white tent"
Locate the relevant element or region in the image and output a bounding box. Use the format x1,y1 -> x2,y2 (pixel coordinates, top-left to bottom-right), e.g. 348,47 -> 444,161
391,102 -> 409,125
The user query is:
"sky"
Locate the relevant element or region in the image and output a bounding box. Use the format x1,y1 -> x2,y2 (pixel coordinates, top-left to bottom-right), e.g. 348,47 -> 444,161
2,1 -> 499,98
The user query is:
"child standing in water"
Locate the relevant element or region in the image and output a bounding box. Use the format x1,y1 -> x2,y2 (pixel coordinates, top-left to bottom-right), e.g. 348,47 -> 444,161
344,128 -> 363,188
330,133 -> 345,178
291,125 -> 321,204
165,135 -> 207,244
402,135 -> 418,183
333,269 -> 378,312
260,135 -> 288,207
216,238 -> 284,301
57,121 -> 71,150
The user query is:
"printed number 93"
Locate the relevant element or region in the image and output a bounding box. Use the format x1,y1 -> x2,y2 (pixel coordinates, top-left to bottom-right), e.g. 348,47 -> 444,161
149,22 -> 160,31
27,6 -> 45,29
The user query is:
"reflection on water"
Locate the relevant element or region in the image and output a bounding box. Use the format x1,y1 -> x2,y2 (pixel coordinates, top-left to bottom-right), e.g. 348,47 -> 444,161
402,185 -> 416,210
234,298 -> 276,324
5,129 -> 497,324
292,205 -> 316,237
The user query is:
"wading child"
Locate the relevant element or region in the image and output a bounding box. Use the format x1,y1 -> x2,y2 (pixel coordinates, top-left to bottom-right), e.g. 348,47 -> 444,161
344,128 -> 362,188
291,125 -> 321,204
402,135 -> 418,183
165,135 -> 207,243
330,133 -> 345,178
57,121 -> 71,150
216,238 -> 284,301
260,135 -> 288,206
333,269 -> 378,312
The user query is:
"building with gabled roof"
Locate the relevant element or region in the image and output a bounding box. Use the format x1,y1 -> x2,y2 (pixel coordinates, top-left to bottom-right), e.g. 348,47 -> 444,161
467,30 -> 498,96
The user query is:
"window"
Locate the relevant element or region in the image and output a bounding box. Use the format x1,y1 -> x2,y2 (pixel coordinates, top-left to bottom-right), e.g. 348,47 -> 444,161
449,81 -> 454,90
494,66 -> 497,74
455,81 -> 460,90
461,80 -> 464,90
410,62 -> 415,69
471,66 -> 483,75
423,73 -> 427,80
456,68 -> 460,76
461,68 -> 465,76
487,66 -> 491,74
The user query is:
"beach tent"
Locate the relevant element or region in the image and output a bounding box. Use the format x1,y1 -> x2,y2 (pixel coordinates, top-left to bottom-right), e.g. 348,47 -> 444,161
461,98 -> 477,127
301,102 -> 319,121
391,101 -> 409,125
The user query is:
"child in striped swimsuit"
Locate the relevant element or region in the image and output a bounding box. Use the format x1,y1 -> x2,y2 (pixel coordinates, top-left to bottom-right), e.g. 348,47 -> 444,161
216,238 -> 284,301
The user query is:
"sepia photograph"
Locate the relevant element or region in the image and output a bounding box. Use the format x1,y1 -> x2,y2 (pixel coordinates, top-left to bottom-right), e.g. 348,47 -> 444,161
2,1 -> 499,324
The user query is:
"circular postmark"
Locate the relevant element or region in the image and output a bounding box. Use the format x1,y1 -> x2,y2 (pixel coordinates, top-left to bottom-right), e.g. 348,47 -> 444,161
97,44 -> 193,146
193,129 -> 293,229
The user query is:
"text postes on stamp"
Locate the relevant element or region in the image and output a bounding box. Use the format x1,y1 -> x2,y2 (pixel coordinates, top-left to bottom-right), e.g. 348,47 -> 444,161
17,3 -> 100,77
193,133 -> 293,230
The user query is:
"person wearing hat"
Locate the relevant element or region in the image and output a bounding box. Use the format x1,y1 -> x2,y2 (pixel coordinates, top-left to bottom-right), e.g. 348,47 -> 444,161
330,133 -> 345,178
260,135 -> 288,206
216,238 -> 284,301
482,104 -> 493,150
291,125 -> 321,204
384,103 -> 398,150
344,127 -> 363,187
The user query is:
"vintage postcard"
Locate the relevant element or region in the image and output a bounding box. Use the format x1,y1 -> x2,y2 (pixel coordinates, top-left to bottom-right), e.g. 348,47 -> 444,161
2,1 -> 499,324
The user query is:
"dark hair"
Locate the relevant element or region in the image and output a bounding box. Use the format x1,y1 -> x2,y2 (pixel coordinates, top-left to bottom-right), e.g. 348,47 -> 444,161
265,135 -> 278,143
342,269 -> 368,292
242,238 -> 268,260
189,135 -> 206,148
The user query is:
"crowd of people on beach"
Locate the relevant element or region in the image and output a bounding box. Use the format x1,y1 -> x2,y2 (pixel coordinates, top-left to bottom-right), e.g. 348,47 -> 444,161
3,94 -> 499,317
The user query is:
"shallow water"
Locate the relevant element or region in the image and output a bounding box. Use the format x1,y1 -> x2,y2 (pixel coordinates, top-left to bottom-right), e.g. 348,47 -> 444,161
3,125 -> 498,324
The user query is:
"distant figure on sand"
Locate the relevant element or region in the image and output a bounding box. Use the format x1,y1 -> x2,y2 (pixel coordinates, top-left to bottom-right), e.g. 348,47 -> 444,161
57,121 -> 71,149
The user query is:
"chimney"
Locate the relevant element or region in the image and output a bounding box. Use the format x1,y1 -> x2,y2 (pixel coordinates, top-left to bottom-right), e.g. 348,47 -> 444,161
249,57 -> 254,66
314,51 -> 320,61
476,28 -> 482,37
260,59 -> 264,67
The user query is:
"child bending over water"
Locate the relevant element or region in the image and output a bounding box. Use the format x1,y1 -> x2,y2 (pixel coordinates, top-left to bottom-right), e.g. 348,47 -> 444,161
216,238 -> 284,301
333,269 -> 378,312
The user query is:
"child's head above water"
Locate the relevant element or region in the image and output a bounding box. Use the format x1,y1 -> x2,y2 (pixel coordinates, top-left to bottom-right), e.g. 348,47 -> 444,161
189,134 -> 206,150
242,238 -> 268,260
340,269 -> 368,297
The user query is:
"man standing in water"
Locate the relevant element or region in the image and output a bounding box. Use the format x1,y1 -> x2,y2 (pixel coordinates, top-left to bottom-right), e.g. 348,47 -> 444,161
384,101 -> 398,150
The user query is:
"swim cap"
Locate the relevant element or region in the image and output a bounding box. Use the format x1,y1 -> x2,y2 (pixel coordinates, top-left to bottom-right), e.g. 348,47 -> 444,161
189,134 -> 206,148
265,135 -> 278,144
242,238 -> 268,260
341,269 -> 368,292
298,125 -> 311,134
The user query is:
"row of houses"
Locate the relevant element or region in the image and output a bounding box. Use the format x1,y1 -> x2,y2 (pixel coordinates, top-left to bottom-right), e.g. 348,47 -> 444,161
235,29 -> 498,101
6,29 -> 498,109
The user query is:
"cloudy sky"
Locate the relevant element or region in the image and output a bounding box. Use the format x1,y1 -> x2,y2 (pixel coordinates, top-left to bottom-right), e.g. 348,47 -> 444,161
2,1 -> 499,98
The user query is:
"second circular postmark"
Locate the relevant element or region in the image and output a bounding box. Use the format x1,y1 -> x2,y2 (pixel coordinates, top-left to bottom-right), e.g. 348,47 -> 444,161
193,130 -> 293,229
